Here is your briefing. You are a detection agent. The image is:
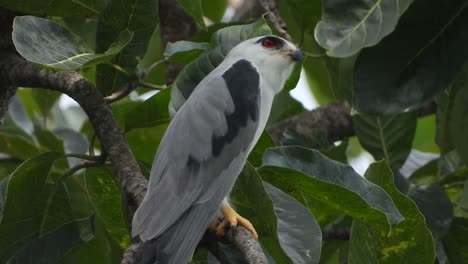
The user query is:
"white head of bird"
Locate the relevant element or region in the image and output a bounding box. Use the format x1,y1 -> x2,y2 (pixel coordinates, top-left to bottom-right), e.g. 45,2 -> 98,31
223,35 -> 302,93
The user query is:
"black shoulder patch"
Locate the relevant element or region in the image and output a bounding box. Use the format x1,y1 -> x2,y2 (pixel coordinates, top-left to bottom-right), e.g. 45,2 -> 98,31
211,59 -> 260,157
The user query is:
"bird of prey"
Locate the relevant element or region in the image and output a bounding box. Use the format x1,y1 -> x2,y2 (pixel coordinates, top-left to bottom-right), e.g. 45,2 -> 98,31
132,35 -> 302,264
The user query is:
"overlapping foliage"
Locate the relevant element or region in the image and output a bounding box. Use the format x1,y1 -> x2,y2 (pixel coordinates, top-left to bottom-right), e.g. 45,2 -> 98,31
0,0 -> 467,263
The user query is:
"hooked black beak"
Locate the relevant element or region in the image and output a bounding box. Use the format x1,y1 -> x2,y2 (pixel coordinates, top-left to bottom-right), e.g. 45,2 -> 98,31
288,49 -> 302,61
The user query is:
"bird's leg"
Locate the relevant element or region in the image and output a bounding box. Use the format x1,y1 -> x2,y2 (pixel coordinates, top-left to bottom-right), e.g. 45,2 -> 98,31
213,199 -> 258,239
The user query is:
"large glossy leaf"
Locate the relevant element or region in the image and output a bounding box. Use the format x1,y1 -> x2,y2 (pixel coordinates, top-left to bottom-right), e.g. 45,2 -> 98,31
264,182 -> 322,264
176,0 -> 205,29
407,185 -> 453,239
13,16 -> 133,70
0,0 -> 100,18
6,215 -> 94,264
62,176 -> 123,264
259,146 -> 404,234
349,161 -> 435,264
164,41 -> 210,64
230,162 -> 292,263
353,0 -> 468,114
315,0 -> 413,57
353,112 -> 417,168
96,0 -> 158,94
124,88 -> 171,131
60,217 -> 123,264
0,153 -> 65,261
169,19 -> 271,115
85,167 -> 130,247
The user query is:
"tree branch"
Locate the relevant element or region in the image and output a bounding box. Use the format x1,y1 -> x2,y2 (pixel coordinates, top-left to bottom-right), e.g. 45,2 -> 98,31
258,0 -> 292,42
0,51 -> 149,207
268,100 -> 354,148
226,226 -> 268,264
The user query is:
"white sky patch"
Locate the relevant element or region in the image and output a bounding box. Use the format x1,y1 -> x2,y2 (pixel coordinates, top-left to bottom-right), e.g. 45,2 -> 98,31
348,152 -> 375,175
290,68 -> 319,110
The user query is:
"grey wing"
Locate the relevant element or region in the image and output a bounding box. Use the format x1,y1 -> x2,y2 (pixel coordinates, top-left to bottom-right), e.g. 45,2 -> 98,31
131,59 -> 262,243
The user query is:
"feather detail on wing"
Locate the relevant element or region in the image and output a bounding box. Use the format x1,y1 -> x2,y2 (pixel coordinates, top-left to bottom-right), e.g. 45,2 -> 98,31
131,59 -> 262,250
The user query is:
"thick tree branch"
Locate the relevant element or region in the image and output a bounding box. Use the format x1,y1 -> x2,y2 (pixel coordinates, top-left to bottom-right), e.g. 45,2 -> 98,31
258,0 -> 292,42
268,100 -> 354,148
0,52 -> 148,207
226,227 -> 268,264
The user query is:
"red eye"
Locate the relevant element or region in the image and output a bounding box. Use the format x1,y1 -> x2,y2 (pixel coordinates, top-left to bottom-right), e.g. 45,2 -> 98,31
261,38 -> 276,48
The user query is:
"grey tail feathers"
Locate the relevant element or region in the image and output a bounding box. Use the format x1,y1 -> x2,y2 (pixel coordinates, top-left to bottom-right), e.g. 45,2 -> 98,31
135,199 -> 221,264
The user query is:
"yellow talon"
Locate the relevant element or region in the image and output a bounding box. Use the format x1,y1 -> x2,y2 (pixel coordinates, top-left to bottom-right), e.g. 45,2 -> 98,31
215,205 -> 258,239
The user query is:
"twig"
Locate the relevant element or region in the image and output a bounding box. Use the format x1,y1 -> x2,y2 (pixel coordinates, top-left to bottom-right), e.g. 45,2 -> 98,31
109,63 -> 131,76
258,0 -> 292,42
65,153 -> 107,162
104,81 -> 138,104
302,51 -> 327,58
141,59 -> 165,79
57,160 -> 104,182
137,80 -> 166,90
0,156 -> 22,163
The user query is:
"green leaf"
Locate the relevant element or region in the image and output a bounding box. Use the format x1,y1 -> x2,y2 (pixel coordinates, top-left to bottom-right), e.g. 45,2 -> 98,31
0,0 -> 100,18
248,132 -> 276,168
443,218 -> 468,263
13,16 -> 133,70
170,19 -> 271,114
61,176 -> 123,263
263,182 -> 322,264
124,88 -> 171,131
31,90 -> 62,119
407,185 -> 453,239
85,167 -> 130,247
408,159 -> 438,185
176,0 -> 206,29
267,90 -> 305,126
0,131 -> 41,160
34,125 -> 64,153
96,0 -> 158,94
60,217 -> 123,264
349,161 -> 435,264
259,146 -> 404,234
6,215 -> 94,264
231,162 -> 292,263
0,153 -> 65,261
450,71 -> 468,166
201,0 -> 227,22
412,115 -> 438,153
353,0 -> 468,114
164,41 -> 210,64
315,0 -> 413,57
303,56 -> 336,105
353,112 -> 417,168
126,125 -> 168,164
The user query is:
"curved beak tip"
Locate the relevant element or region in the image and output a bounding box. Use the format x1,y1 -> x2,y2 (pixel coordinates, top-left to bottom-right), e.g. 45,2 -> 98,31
289,50 -> 303,62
